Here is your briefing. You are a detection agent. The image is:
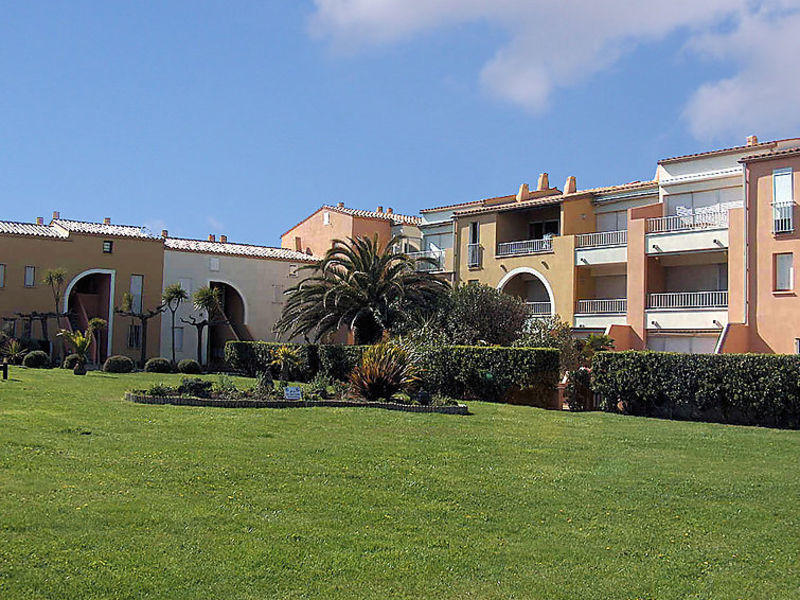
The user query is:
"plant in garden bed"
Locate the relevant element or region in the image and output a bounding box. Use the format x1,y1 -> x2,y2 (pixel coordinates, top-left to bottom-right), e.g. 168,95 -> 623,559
271,345 -> 302,383
57,329 -> 95,375
2,339 -> 28,365
349,340 -> 419,402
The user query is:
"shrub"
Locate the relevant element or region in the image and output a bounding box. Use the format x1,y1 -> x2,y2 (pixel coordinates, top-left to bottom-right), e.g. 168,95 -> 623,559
177,359 -> 202,374
592,351 -> 800,429
224,341 -> 318,380
515,316 -> 584,375
177,377 -> 213,398
147,383 -> 176,397
564,367 -> 592,411
213,374 -> 238,398
306,372 -> 334,398
103,355 -> 135,373
417,346 -> 559,404
2,339 -> 28,365
22,350 -> 50,369
255,369 -> 274,391
349,341 -> 419,402
62,354 -> 81,370
318,345 -> 365,380
144,357 -> 172,373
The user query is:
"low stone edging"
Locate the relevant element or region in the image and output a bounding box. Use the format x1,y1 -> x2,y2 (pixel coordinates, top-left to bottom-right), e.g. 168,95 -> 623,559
124,392 -> 469,415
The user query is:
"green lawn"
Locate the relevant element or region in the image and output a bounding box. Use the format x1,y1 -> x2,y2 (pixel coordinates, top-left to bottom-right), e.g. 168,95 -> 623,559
1,369 -> 799,599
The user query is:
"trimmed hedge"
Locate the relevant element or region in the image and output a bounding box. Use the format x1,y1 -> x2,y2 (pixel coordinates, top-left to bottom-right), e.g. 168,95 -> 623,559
592,351 -> 800,428
318,345 -> 366,380
177,359 -> 202,374
144,357 -> 172,373
22,350 -> 50,369
417,346 -> 560,403
224,342 -> 319,381
103,355 -> 135,373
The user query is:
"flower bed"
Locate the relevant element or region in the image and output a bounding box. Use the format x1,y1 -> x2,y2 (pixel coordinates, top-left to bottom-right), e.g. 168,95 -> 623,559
124,392 -> 468,414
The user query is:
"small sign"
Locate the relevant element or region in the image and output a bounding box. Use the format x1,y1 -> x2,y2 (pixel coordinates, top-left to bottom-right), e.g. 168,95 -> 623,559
284,386 -> 303,400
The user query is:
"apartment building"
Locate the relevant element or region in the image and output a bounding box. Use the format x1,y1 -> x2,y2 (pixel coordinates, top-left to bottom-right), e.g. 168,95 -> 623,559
160,233 -> 318,364
0,213 -> 164,362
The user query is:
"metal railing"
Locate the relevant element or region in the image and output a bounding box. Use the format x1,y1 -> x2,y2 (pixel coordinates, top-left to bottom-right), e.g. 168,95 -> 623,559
525,302 -> 552,316
467,244 -> 482,268
773,202 -> 794,234
407,249 -> 445,272
648,291 -> 728,309
496,237 -> 553,257
646,209 -> 728,234
575,299 -> 627,314
575,230 -> 627,248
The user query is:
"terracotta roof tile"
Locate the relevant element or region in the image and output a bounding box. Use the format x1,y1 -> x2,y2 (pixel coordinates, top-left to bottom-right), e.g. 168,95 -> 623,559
322,205 -> 422,225
658,141 -> 779,164
739,147 -> 800,163
52,219 -> 154,239
0,220 -> 68,238
164,237 -> 319,261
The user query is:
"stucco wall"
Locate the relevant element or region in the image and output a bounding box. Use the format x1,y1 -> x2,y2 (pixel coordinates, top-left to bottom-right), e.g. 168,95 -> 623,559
281,209 -> 355,257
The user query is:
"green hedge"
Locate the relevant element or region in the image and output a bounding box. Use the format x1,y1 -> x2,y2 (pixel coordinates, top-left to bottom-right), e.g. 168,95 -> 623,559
224,342 -> 319,381
318,345 -> 366,380
417,346 -> 560,403
592,351 -> 800,428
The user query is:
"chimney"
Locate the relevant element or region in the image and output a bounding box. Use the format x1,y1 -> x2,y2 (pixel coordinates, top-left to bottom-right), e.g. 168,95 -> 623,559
387,207 -> 393,214
537,173 -> 549,191
337,202 -> 344,208
516,183 -> 530,202
747,135 -> 759,146
377,206 -> 384,213
161,229 -> 168,238
219,234 -> 227,243
208,234 -> 216,242
52,211 -> 60,220
564,176 -> 577,194
103,217 -> 111,225
35,217 -> 44,225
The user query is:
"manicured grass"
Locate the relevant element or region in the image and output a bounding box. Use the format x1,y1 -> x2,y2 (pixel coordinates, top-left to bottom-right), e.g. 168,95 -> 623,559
1,368 -> 799,599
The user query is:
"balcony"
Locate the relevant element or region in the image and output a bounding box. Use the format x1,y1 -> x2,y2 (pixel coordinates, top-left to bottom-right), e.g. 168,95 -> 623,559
773,202 -> 794,234
525,301 -> 552,318
574,298 -> 627,330
645,209 -> 729,254
496,237 -> 553,258
407,249 -> 445,272
575,230 -> 627,265
645,290 -> 728,331
467,243 -> 482,268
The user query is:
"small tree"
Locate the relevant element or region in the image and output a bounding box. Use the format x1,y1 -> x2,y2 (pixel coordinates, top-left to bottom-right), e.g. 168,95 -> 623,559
515,316 -> 583,375
162,283 -> 189,365
42,268 -> 68,360
87,317 -> 107,364
115,292 -> 165,368
271,345 -> 301,383
180,285 -> 225,365
57,329 -> 94,375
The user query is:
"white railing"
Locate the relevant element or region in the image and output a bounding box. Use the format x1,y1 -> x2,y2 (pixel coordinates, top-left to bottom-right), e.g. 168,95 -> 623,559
526,302 -> 552,316
773,202 -> 794,234
407,249 -> 445,272
496,237 -> 553,257
467,244 -> 482,268
647,210 -> 728,234
575,299 -> 627,314
648,291 -> 728,309
575,230 -> 627,248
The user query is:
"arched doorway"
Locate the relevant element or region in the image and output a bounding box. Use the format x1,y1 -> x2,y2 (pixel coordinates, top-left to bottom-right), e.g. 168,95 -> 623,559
497,267 -> 555,318
64,269 -> 115,363
208,281 -> 252,362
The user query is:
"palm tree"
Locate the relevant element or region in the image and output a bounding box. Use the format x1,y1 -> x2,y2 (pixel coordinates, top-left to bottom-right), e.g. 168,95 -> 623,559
57,329 -> 94,375
180,285 -> 224,365
42,268 -> 67,360
87,317 -> 107,364
275,235 -> 449,344
162,283 -> 189,365
271,345 -> 301,383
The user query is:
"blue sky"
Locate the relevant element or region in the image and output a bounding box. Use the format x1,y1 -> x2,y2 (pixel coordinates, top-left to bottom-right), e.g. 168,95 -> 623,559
2,1 -> 799,246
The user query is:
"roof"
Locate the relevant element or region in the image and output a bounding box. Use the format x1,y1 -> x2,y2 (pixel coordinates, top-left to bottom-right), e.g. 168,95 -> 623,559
322,205 -> 421,226
739,146 -> 800,163
420,199 -> 484,213
52,219 -> 155,239
658,141 -> 779,164
453,193 -> 564,217
0,220 -> 68,238
164,237 -> 319,262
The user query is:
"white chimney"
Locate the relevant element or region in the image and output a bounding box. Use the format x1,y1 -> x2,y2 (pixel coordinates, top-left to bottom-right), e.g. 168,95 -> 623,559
537,173 -> 549,191
564,176 -> 577,194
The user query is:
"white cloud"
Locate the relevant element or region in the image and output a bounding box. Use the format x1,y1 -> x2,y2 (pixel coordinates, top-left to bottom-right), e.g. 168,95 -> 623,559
310,0 -> 800,137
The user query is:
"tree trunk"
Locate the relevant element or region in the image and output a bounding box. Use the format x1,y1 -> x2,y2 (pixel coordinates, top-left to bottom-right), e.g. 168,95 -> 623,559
195,323 -> 207,365
140,316 -> 149,368
170,310 -> 176,365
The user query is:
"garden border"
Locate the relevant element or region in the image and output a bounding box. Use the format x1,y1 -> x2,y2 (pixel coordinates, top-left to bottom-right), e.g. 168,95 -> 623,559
124,392 -> 469,415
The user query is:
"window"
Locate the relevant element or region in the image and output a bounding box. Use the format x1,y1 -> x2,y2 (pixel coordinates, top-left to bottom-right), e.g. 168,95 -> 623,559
528,220 -> 559,239
323,211 -> 331,225
796,338 -> 800,355
775,253 -> 794,291
128,324 -> 142,348
0,264 -> 5,288
773,168 -> 794,233
174,327 -> 184,352
469,221 -> 479,245
103,240 -> 114,253
288,264 -> 299,277
24,266 -> 35,287
467,279 -> 479,285
130,275 -> 143,313
209,257 -> 220,272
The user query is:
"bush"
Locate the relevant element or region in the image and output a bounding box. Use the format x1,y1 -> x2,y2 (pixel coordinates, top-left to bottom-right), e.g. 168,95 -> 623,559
147,383 -> 176,397
349,341 -> 419,401
177,377 -> 213,398
224,341 -> 318,380
305,372 -> 334,398
62,354 -> 81,370
592,351 -> 800,428
564,367 -> 592,411
103,355 -> 135,373
177,359 -> 202,374
318,345 -> 366,380
22,350 -> 50,369
417,346 -> 559,404
144,357 -> 172,373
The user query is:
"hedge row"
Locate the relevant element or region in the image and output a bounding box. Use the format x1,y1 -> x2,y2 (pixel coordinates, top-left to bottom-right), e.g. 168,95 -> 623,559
225,341 -> 559,403
592,351 -> 800,429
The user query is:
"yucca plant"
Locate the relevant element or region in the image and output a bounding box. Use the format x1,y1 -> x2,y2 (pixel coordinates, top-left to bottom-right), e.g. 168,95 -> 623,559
349,340 -> 419,402
271,345 -> 301,383
2,339 -> 27,365
57,329 -> 93,374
